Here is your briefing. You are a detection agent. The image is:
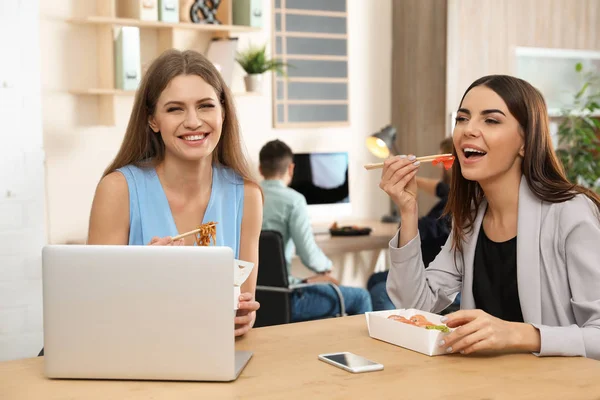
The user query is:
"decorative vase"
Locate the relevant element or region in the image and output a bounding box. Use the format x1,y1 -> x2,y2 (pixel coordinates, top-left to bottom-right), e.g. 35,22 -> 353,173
244,74 -> 263,93
180,0 -> 222,24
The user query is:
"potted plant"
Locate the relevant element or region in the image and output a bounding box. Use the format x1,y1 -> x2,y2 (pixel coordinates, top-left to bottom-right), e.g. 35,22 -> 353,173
235,44 -> 288,93
556,62 -> 600,193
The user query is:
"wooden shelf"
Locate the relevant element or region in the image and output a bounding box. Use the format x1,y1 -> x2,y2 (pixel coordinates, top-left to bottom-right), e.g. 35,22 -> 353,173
68,16 -> 261,33
69,88 -> 260,96
69,88 -> 135,96
65,0 -> 262,126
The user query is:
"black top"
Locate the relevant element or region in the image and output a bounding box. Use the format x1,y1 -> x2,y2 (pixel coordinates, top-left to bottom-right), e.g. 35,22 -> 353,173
472,227 -> 524,323
418,182 -> 451,267
429,181 -> 450,219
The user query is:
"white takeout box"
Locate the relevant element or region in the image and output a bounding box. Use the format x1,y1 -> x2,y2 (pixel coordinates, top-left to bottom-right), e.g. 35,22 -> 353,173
234,259 -> 254,287
233,259 -> 255,310
366,308 -> 453,356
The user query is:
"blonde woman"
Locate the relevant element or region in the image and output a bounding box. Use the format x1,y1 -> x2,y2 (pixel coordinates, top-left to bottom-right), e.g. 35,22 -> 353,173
87,49 -> 262,337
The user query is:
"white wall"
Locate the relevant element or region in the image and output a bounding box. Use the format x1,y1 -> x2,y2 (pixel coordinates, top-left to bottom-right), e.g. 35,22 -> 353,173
0,0 -> 46,361
41,0 -> 392,245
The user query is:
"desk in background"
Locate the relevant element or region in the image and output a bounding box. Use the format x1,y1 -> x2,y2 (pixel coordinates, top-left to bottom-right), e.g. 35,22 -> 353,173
313,220 -> 398,256
3,316 -> 599,399
291,220 -> 398,286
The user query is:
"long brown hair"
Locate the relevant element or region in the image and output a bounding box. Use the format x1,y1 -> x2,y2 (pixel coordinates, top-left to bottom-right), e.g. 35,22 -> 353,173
102,49 -> 256,186
445,75 -> 600,254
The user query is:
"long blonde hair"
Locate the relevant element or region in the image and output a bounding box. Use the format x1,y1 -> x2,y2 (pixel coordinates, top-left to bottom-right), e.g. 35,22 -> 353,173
103,49 -> 256,186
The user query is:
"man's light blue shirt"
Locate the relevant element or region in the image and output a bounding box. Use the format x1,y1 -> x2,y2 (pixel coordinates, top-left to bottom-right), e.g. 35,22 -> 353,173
260,179 -> 332,284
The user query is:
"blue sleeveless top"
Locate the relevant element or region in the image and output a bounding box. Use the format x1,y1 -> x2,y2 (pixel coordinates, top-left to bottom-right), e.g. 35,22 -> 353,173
117,164 -> 245,258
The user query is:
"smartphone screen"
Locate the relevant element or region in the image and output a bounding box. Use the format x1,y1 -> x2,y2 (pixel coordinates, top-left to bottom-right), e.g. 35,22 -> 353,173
321,353 -> 379,369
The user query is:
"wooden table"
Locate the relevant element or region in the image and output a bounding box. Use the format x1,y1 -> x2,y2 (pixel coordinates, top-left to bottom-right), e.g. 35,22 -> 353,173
2,316 -> 599,399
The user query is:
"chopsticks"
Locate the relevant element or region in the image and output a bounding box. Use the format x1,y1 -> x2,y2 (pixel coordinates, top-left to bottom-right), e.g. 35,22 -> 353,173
172,222 -> 218,241
363,153 -> 453,170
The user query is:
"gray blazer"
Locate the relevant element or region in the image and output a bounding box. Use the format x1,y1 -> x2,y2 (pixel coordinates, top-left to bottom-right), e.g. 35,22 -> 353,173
386,178 -> 600,360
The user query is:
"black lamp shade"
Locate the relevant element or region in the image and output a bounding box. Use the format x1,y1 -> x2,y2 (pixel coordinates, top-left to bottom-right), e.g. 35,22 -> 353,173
366,125 -> 397,159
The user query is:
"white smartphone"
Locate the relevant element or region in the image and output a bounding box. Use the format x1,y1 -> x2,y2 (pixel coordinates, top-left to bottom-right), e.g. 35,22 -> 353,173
318,352 -> 383,373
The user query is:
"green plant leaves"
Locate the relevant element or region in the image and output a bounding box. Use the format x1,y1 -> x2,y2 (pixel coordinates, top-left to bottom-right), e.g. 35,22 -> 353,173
235,44 -> 290,76
557,62 -> 600,191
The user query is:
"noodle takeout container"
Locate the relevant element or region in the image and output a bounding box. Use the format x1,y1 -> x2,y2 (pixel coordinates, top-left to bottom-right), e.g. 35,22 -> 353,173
365,308 -> 453,356
233,259 -> 254,311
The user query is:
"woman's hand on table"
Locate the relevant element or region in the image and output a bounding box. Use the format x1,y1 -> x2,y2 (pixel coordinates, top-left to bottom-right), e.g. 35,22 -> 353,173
235,292 -> 260,337
439,309 -> 541,355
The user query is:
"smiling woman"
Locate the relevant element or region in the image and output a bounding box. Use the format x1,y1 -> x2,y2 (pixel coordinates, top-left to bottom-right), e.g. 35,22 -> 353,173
148,75 -> 224,162
379,74 -> 600,360
86,49 -> 263,337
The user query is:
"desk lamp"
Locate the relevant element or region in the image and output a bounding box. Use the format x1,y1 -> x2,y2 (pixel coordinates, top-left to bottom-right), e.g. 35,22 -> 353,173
366,125 -> 401,223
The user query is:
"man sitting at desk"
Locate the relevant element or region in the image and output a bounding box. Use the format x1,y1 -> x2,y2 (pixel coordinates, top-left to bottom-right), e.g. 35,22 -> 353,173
259,140 -> 372,321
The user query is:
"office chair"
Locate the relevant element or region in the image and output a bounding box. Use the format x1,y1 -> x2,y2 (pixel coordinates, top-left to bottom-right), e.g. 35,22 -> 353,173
254,230 -> 346,328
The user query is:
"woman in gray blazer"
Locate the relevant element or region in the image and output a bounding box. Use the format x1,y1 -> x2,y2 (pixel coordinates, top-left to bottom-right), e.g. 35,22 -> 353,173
381,75 -> 600,360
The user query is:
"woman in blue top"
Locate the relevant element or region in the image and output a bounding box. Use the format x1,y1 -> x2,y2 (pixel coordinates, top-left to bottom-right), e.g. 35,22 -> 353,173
87,49 -> 263,337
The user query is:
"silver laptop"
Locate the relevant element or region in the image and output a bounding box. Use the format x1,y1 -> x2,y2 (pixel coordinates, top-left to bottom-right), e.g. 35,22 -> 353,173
41,244 -> 252,381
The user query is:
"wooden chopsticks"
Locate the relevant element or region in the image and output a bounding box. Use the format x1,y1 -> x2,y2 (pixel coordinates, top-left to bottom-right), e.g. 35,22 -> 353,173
172,222 -> 218,241
363,153 -> 453,170
172,229 -> 201,241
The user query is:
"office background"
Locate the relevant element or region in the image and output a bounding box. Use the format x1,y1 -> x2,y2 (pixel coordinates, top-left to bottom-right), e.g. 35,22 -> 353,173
1,0 -> 599,362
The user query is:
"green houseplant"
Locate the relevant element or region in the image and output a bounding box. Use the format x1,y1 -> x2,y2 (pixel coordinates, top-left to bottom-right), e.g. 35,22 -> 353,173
235,44 -> 288,93
556,63 -> 600,193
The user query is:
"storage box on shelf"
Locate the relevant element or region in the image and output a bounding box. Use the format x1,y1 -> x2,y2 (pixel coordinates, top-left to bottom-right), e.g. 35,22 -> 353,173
118,0 -> 159,21
158,0 -> 179,23
232,0 -> 263,28
68,0 -> 262,125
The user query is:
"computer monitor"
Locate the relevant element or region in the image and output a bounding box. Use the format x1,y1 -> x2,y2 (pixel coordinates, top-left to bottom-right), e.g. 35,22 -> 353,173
289,151 -> 351,221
